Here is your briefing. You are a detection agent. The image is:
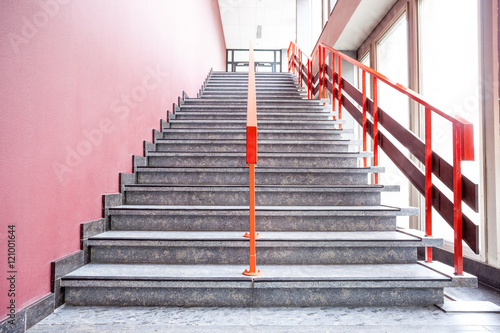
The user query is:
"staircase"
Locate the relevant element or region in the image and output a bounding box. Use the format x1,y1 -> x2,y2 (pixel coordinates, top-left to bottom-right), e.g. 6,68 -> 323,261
61,71 -> 475,307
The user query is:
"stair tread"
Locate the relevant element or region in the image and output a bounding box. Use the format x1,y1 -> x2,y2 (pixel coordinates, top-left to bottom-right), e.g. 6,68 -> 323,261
89,230 -> 429,242
61,262 -> 453,282
155,139 -> 359,144
184,98 -> 322,104
109,204 -> 408,211
147,152 -> 371,157
123,184 -> 399,192
169,119 -> 345,124
163,128 -> 350,132
136,166 -> 384,173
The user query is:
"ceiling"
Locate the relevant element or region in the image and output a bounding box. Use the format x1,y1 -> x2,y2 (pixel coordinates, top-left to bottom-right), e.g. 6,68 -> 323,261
333,0 -> 399,50
218,0 -> 296,50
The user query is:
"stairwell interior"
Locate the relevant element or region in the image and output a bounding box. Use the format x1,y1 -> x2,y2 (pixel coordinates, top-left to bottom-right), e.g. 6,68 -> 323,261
60,71 -> 476,307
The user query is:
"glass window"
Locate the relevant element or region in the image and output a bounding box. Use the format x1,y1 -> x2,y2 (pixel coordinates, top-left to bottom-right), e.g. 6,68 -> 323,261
419,0 -> 481,247
375,14 -> 411,228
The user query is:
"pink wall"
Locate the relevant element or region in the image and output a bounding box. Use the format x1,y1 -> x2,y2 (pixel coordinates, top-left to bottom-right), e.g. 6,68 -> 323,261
0,0 -> 225,319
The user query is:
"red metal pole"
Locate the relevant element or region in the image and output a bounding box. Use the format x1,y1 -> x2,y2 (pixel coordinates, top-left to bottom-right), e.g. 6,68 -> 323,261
307,59 -> 312,99
337,54 -> 342,129
292,46 -> 295,75
362,70 -> 367,167
373,77 -> 379,184
332,55 -> 336,114
243,163 -> 261,276
299,51 -> 302,87
243,42 -> 261,277
425,107 -> 433,262
322,47 -> 326,99
318,46 -> 322,99
453,124 -> 463,275
287,48 -> 290,72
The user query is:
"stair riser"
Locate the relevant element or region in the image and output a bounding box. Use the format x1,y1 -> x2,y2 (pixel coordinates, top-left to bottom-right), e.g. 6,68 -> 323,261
148,155 -> 358,168
203,87 -> 300,91
137,171 -> 367,186
169,123 -> 341,130
89,245 -> 417,265
200,94 -> 305,98
155,143 -> 349,153
64,287 -> 443,307
174,114 -> 333,121
178,107 -> 328,112
162,132 -> 343,140
124,190 -> 381,206
200,95 -> 306,99
110,215 -> 397,232
204,85 -> 299,89
184,100 -> 321,104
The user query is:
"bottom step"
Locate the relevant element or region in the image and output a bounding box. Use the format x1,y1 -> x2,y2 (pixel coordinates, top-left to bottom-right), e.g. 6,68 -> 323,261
61,262 -> 476,307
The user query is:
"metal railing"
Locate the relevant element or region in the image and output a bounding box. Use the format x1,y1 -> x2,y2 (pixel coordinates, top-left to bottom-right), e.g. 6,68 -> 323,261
243,42 -> 261,276
288,41 -> 478,275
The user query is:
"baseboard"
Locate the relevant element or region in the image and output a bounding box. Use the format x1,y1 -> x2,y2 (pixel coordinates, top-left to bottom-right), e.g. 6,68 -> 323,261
0,293 -> 54,333
417,247 -> 500,289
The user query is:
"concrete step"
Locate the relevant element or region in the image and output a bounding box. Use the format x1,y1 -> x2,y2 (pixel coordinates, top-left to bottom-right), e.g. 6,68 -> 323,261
136,167 -> 381,186
61,262 -> 476,307
123,184 -> 398,206
153,139 -> 358,153
147,151 -> 370,168
168,119 -> 345,130
161,129 -> 350,140
206,80 -> 297,85
204,83 -> 299,89
108,205 -> 417,232
203,86 -> 301,91
178,105 -> 329,112
183,98 -> 324,105
87,230 -> 442,265
205,82 -> 297,87
173,112 -> 337,120
200,94 -> 307,100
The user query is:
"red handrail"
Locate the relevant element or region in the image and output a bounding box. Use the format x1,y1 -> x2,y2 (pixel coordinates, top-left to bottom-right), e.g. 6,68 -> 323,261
288,40 -> 475,275
243,41 -> 261,277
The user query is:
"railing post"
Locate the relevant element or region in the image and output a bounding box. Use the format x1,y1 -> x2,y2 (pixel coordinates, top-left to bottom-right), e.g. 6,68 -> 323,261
318,46 -> 322,99
337,54 -> 342,129
308,59 -> 311,99
332,55 -> 336,113
243,41 -> 261,277
299,50 -> 302,87
286,46 -> 291,73
362,70 -> 367,167
373,77 -> 379,184
425,107 -> 433,262
453,124 -> 463,275
322,47 -> 326,99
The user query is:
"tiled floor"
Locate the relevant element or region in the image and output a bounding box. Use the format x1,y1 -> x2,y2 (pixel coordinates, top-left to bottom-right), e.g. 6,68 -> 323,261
28,283 -> 500,333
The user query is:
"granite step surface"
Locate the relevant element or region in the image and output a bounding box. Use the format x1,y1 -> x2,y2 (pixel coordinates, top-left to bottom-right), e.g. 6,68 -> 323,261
123,184 -> 399,206
136,166 -> 383,186
183,98 -> 324,105
168,119 -> 345,130
161,129 -> 350,140
109,205 -> 418,232
173,112 -> 336,120
153,139 -> 358,153
178,106 -> 329,112
147,151 -> 370,168
87,230 -> 442,265
61,262 -> 476,307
